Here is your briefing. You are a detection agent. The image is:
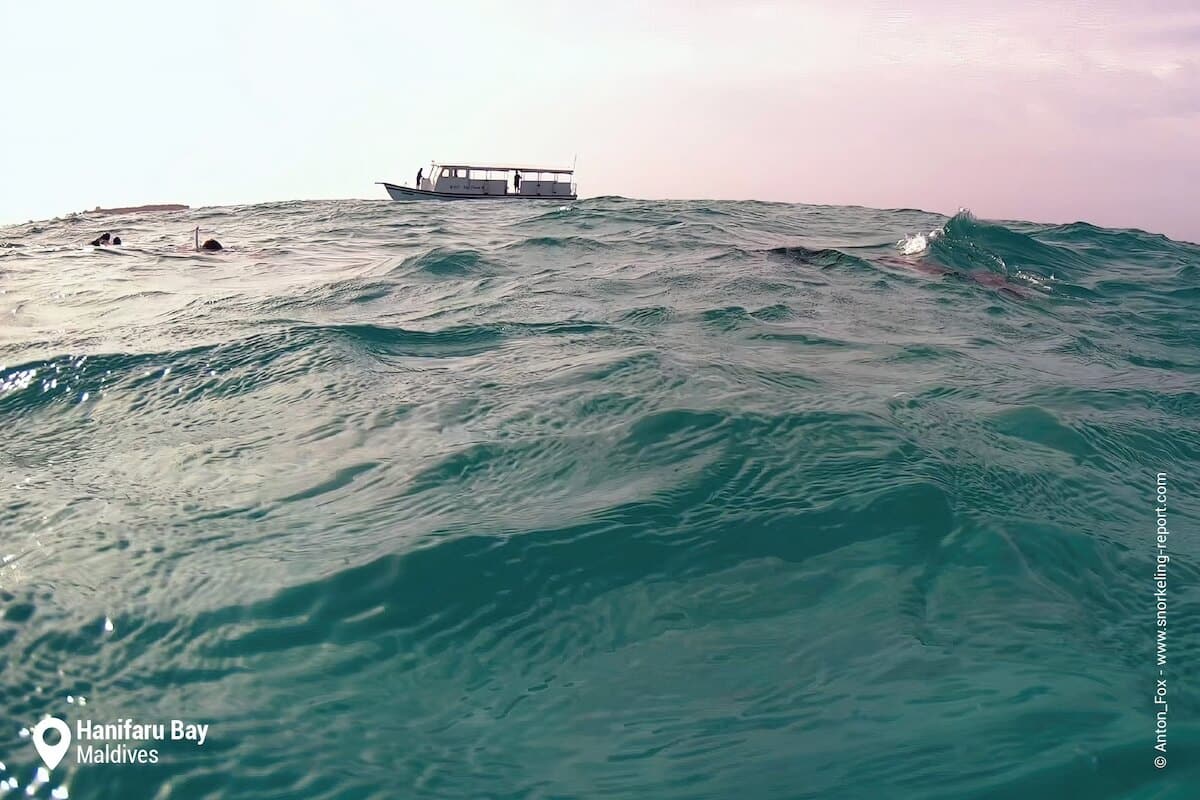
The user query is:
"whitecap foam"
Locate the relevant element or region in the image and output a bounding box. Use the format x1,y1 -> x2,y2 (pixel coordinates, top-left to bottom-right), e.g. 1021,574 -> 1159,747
897,228 -> 941,256
898,233 -> 928,255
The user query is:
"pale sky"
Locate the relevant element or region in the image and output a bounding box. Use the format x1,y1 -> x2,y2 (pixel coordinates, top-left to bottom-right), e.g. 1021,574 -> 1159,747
2,0 -> 1197,240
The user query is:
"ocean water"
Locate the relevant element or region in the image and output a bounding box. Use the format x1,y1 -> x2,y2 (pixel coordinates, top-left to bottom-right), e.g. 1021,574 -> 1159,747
1,198 -> 1198,799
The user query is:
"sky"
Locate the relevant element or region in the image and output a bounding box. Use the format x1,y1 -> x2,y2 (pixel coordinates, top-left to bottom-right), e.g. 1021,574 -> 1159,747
1,0 -> 1197,240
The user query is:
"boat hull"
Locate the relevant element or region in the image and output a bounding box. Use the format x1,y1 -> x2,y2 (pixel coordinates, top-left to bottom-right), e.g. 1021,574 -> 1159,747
378,182 -> 575,201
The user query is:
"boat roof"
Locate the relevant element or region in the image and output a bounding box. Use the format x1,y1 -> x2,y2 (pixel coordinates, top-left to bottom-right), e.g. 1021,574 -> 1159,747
434,162 -> 574,175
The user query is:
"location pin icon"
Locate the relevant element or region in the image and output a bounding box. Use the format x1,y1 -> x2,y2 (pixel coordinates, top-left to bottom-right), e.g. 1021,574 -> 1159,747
32,717 -> 71,770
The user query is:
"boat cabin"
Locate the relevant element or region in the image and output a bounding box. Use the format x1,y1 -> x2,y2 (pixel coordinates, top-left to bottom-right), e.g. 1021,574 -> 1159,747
389,162 -> 576,199
380,162 -> 577,201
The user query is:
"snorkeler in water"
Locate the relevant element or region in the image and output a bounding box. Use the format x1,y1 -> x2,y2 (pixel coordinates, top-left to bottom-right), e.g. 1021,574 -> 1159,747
193,226 -> 223,251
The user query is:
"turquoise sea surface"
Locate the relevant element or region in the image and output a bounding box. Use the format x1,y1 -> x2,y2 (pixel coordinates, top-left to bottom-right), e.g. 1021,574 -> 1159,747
1,198 -> 1197,798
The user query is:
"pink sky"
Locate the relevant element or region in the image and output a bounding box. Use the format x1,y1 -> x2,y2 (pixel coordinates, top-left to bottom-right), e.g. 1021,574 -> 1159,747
2,1 -> 1197,240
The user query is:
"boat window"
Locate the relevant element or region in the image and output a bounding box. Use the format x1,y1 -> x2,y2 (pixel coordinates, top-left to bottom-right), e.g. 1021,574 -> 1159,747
456,169 -> 467,178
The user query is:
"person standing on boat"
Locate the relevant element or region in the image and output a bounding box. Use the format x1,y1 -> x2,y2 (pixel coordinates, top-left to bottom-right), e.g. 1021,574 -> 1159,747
513,171 -> 521,192
415,167 -> 423,189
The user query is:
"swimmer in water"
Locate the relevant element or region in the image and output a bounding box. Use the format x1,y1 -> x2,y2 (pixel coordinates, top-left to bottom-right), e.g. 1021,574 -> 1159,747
194,226 -> 223,251
89,232 -> 111,246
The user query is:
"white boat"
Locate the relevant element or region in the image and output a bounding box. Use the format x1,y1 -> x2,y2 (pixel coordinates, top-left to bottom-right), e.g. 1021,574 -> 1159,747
378,162 -> 577,201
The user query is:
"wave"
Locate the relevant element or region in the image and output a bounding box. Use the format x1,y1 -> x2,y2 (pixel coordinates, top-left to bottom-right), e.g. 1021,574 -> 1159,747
764,244 -> 875,271
503,235 -> 606,251
390,247 -> 499,277
893,209 -> 1181,286
1,196 -> 1198,800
